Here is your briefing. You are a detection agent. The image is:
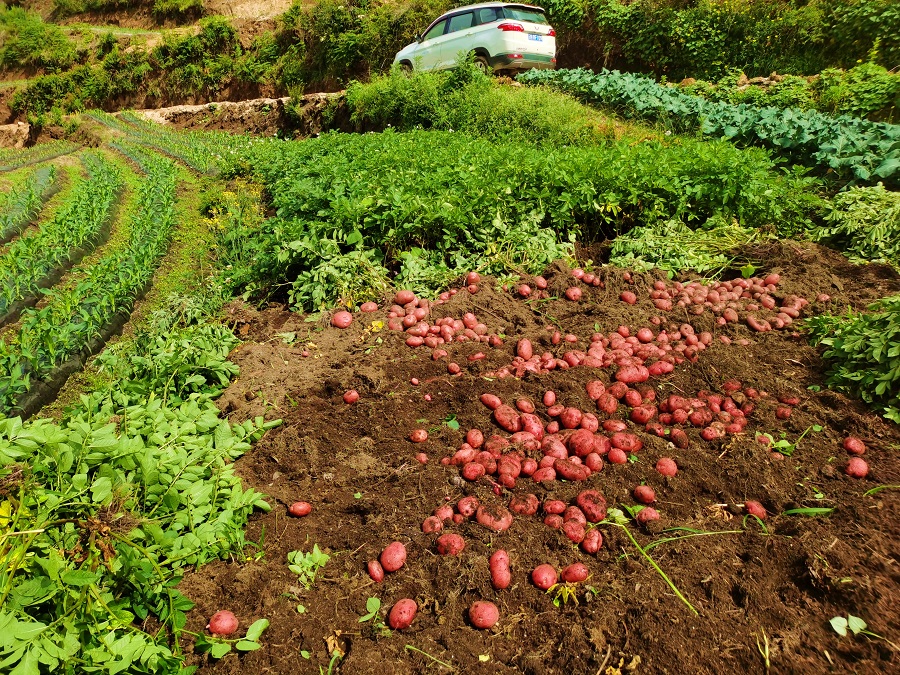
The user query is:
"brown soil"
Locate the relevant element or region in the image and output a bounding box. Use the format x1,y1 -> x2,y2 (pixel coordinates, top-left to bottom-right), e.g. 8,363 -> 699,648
178,241 -> 900,675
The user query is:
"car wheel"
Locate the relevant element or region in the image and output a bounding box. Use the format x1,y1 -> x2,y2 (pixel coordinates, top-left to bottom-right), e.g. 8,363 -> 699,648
399,62 -> 412,76
473,55 -> 490,75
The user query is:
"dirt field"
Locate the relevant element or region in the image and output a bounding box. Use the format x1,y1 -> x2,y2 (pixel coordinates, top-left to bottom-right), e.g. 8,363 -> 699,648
177,242 -> 900,674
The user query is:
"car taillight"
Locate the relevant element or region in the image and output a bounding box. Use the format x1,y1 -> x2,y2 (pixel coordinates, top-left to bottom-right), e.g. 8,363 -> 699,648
548,29 -> 556,37
509,54 -> 523,59
497,22 -> 524,31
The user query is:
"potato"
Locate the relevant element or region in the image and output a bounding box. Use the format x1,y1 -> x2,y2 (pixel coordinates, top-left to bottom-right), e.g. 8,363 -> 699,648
288,501 -> 312,517
380,542 -> 408,572
469,600 -> 500,629
509,493 -> 539,516
367,560 -> 385,582
409,429 -> 428,443
580,528 -> 603,554
633,485 -> 656,505
636,507 -> 660,525
554,458 -> 589,481
521,458 -> 538,476
532,467 -> 557,482
620,290 -> 637,304
476,504 -> 514,531
561,562 -> 589,583
516,398 -> 536,414
843,436 -> 866,455
576,490 -> 607,522
565,287 -> 583,301
462,462 -> 486,481
480,393 -> 502,410
516,339 -> 534,360
422,516 -> 443,533
670,428 -> 689,449
520,413 -> 545,440
544,514 -> 563,529
207,610 -> 239,636
559,407 -> 584,429
608,448 -> 627,464
586,380 -> 606,400
615,364 -> 649,384
531,564 -> 558,590
343,389 -> 360,404
331,311 -> 353,329
580,413 -> 600,432
436,533 -> 466,556
845,457 -> 869,478
388,599 -> 417,629
744,500 -> 766,519
466,429 -> 484,448
562,520 -> 586,543
655,458 -> 678,477
457,496 -> 480,517
543,499 -> 566,515
434,505 -> 454,521
395,290 -> 416,305
567,429 -> 595,457
489,550 -> 511,590
610,432 -> 642,452
493,405 -> 523,433
585,452 -> 604,472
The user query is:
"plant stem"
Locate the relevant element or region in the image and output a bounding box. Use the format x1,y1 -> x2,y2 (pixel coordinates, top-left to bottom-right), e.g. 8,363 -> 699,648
405,644 -> 456,670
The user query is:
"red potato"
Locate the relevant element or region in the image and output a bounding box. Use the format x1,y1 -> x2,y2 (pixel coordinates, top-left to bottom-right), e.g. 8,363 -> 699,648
611,432 -> 642,452
576,490 -> 607,522
422,516 -> 443,533
457,496 -> 480,517
489,550 -> 511,590
775,406 -> 792,420
462,461 -> 487,481
480,393 -> 502,410
409,429 -> 428,443
532,467 -> 557,482
565,287 -> 583,301
380,542 -> 407,572
448,362 -> 461,374
534,276 -> 548,289
476,504 -> 514,531
559,407 -> 584,429
624,389 -> 643,407
434,505 -> 454,521
543,390 -> 557,407
631,405 -> 657,425
395,290 -> 416,305
342,389 -> 360,404
596,393 -> 619,416
436,533 -> 466,556
360,301 -> 378,312
331,311 -> 353,329
555,458 -> 589,481
562,520 -> 586,544
532,564 -> 558,590
466,271 -> 481,285
518,284 -> 532,298
845,457 -> 869,478
521,414 -> 545,439
288,501 -> 312,517
509,493 -> 539,516
469,601 -> 500,629
561,562 -> 589,583
620,291 -> 637,305
633,485 -> 656,504
744,501 -> 766,519
585,452 -> 604,472
636,507 -> 660,525
580,528 -> 603,554
367,560 -> 385,583
608,448 -> 628,464
544,499 -> 566,515
493,405 -> 522,433
388,599 -> 418,630
544,514 -> 563,529
670,428 -> 689,449
567,429 -> 596,457
563,506 -> 586,524
521,458 -> 538,476
517,339 -> 534,360
516,398 -> 536,414
207,610 -> 238,636
843,437 -> 866,455
615,365 -> 649,384
586,381 -> 606,400
466,429 -> 484,448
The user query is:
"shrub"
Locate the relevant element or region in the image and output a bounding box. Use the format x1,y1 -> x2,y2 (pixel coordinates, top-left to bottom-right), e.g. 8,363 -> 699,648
0,5 -> 77,72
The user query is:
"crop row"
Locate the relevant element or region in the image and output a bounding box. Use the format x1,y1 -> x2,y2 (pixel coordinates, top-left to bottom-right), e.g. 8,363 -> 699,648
0,152 -> 120,326
228,128 -> 819,311
0,164 -> 56,244
519,68 -> 900,185
0,139 -> 78,172
0,145 -> 177,415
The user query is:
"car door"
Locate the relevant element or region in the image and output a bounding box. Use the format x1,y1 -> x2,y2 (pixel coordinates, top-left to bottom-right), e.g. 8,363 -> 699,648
438,11 -> 477,70
414,18 -> 449,71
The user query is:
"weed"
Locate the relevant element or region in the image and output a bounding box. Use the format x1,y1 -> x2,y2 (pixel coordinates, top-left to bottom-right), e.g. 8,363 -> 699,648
287,545 -> 330,590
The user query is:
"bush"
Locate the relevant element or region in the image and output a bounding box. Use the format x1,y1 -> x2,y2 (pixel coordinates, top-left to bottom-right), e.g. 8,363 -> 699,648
808,294 -> 900,422
0,5 -> 77,72
346,62 -> 628,146
814,61 -> 899,122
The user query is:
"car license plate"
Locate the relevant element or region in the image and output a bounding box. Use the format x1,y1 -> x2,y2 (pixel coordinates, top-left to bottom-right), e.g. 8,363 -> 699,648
528,34 -> 543,42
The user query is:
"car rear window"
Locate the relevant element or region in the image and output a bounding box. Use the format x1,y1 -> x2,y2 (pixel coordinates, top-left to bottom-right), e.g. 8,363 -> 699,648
502,6 -> 549,24
475,7 -> 502,24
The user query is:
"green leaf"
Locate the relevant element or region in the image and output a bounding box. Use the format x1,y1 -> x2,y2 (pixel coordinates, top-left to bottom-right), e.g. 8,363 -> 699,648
782,507 -> 835,516
365,596 -> 381,614
830,616 -> 848,636
210,642 -> 231,659
847,615 -> 867,635
244,619 -> 269,642
60,570 -> 100,587
235,641 -> 261,652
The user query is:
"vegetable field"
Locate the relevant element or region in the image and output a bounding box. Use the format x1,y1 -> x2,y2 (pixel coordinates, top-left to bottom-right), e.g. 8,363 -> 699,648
1,77 -> 899,675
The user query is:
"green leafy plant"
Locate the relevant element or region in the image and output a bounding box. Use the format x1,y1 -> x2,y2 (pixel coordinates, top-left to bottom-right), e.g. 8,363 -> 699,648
759,424 -> 823,457
358,596 -> 391,636
830,613 -> 898,649
288,545 -> 330,590
195,618 -> 270,659
807,295 -> 900,421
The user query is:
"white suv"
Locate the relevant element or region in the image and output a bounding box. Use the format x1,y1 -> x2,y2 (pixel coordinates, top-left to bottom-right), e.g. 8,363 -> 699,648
393,3 -> 556,75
